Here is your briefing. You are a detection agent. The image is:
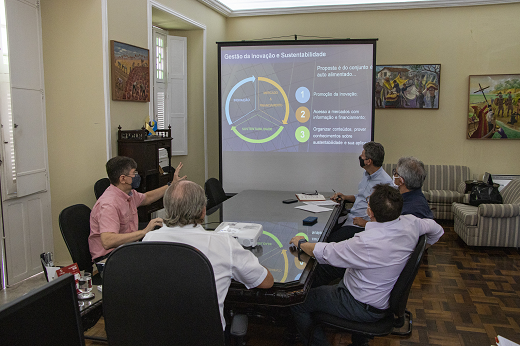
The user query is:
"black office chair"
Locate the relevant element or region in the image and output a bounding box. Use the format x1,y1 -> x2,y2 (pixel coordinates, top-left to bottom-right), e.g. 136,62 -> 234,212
94,178 -> 111,200
103,242 -> 247,346
205,177 -> 228,213
59,204 -> 102,286
309,235 -> 427,345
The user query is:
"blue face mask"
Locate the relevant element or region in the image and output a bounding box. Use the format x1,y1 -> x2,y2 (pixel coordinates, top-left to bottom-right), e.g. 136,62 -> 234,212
131,174 -> 141,189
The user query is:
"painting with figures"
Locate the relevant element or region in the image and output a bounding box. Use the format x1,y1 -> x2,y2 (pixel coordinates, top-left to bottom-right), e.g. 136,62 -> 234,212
468,74 -> 520,139
375,64 -> 440,109
111,40 -> 150,102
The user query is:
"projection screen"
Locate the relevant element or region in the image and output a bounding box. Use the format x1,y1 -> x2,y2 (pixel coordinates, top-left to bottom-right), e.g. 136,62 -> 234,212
218,39 -> 377,194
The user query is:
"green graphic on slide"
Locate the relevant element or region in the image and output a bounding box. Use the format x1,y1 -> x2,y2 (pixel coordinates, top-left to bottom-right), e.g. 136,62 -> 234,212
231,126 -> 284,144
295,126 -> 310,143
226,76 -> 290,144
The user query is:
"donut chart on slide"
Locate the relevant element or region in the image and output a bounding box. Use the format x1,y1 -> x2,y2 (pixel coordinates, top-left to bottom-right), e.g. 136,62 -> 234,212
225,76 -> 290,143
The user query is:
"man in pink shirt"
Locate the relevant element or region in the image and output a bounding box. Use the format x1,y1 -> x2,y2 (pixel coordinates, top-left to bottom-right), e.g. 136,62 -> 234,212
89,156 -> 186,262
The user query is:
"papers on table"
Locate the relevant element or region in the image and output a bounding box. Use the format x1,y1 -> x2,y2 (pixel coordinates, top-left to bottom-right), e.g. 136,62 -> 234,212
304,200 -> 338,206
295,204 -> 332,213
295,193 -> 326,202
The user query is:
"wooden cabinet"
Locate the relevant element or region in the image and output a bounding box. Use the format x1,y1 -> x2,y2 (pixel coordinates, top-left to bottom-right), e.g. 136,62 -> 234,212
117,126 -> 173,221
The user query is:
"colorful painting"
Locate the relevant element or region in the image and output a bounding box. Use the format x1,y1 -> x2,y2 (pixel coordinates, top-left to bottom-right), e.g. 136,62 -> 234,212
468,74 -> 520,139
111,40 -> 150,102
375,64 -> 440,109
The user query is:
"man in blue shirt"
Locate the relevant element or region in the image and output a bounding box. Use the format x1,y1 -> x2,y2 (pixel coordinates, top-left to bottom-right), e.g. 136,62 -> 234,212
329,141 -> 393,243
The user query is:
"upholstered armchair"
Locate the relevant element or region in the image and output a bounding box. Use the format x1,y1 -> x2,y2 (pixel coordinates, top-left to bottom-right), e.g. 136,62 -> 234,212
452,179 -> 520,247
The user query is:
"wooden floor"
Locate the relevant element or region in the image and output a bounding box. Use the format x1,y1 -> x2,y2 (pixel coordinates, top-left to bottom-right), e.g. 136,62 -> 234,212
85,221 -> 520,346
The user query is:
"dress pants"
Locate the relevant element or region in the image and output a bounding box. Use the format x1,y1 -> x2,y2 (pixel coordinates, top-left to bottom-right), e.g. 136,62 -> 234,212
290,282 -> 386,346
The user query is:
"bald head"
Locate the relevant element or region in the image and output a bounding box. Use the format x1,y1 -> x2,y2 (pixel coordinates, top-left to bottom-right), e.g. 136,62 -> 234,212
164,180 -> 207,227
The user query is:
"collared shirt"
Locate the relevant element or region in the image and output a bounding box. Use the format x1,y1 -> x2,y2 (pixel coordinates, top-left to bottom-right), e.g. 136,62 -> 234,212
343,167 -> 393,226
143,224 -> 268,330
313,214 -> 444,309
89,185 -> 146,260
402,188 -> 434,219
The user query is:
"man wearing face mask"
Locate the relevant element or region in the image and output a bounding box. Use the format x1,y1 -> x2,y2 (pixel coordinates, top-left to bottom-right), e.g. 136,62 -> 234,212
89,156 -> 186,262
393,156 -> 433,219
329,141 -> 393,243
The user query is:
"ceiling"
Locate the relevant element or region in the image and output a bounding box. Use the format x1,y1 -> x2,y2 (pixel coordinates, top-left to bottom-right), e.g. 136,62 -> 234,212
197,0 -> 520,17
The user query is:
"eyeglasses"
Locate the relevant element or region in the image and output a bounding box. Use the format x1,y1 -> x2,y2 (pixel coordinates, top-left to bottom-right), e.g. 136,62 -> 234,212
392,168 -> 401,178
124,171 -> 139,177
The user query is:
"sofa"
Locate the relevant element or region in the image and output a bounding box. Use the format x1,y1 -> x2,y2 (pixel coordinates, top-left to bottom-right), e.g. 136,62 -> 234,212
452,179 -> 520,247
383,164 -> 471,220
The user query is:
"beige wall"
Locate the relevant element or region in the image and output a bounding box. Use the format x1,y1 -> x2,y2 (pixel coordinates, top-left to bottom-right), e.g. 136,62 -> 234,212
41,0 -> 226,263
41,0 -> 107,264
225,3 -> 520,178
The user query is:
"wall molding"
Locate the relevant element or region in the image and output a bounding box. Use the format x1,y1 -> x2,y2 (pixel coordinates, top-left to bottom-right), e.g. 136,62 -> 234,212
198,0 -> 520,17
147,0 -> 209,181
101,0 -> 111,159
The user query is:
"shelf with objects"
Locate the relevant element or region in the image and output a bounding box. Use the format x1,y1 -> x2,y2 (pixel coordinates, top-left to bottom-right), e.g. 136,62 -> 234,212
117,125 -> 173,222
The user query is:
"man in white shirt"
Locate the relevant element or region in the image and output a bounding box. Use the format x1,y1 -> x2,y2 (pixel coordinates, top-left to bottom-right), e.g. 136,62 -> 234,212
289,184 -> 444,346
143,180 -> 274,330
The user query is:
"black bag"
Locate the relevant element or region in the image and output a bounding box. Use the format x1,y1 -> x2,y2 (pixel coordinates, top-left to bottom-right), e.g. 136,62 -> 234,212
469,182 -> 503,206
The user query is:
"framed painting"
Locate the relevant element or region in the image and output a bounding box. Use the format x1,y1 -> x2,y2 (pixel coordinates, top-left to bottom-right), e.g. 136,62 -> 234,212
375,64 -> 440,109
468,74 -> 520,139
111,40 -> 150,102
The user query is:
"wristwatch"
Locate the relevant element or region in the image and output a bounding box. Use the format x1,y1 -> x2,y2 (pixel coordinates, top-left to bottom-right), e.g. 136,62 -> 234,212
297,238 -> 308,252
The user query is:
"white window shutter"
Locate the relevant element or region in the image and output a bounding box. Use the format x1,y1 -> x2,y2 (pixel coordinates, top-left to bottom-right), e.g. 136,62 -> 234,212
167,36 -> 187,156
5,0 -> 47,197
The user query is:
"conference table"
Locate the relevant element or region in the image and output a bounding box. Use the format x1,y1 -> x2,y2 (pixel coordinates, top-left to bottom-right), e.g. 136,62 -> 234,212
205,190 -> 343,307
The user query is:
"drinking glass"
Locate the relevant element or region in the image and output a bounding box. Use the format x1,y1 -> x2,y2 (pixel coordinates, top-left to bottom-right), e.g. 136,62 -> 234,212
78,272 -> 93,299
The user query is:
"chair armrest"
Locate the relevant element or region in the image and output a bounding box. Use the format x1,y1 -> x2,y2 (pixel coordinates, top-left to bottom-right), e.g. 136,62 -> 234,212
479,203 -> 520,218
457,181 -> 467,194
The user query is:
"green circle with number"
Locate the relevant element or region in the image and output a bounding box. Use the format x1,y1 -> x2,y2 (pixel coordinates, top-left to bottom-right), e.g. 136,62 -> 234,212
295,126 -> 310,143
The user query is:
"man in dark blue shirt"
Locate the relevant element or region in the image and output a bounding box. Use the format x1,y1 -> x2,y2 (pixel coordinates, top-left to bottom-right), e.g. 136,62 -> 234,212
392,156 -> 434,219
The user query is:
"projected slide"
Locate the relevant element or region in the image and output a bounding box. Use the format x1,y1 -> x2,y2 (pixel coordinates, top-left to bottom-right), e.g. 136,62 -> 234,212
221,43 -> 374,153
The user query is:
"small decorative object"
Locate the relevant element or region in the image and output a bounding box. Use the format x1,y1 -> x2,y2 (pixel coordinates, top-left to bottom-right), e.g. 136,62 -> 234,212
375,64 -> 440,109
468,74 -> 520,139
111,40 -> 150,102
144,116 -> 157,135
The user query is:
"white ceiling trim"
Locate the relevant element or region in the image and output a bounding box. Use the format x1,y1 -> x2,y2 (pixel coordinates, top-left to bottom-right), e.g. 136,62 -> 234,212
198,0 -> 520,17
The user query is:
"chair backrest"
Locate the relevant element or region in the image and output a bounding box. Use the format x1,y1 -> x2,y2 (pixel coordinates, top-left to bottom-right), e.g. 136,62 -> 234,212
388,235 -> 427,318
205,177 -> 227,210
94,178 -> 111,200
59,204 -> 94,273
102,242 -> 225,346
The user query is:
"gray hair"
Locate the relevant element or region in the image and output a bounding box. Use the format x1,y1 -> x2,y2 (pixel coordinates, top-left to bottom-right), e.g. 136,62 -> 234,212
396,156 -> 426,190
163,181 -> 207,227
363,141 -> 385,167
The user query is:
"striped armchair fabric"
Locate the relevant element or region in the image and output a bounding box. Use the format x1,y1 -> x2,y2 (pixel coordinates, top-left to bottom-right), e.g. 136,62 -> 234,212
382,164 -> 470,220
452,179 -> 520,247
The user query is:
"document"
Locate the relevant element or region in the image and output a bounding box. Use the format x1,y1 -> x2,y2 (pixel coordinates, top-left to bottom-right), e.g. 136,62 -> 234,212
304,200 -> 338,206
295,193 -> 326,202
496,335 -> 520,346
295,204 -> 332,213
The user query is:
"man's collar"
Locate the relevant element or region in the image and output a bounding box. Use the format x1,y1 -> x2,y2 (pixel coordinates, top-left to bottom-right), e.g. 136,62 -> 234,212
365,166 -> 383,178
